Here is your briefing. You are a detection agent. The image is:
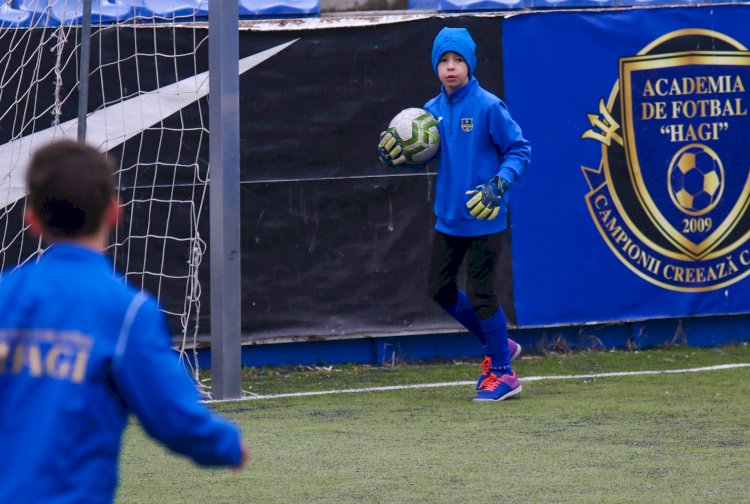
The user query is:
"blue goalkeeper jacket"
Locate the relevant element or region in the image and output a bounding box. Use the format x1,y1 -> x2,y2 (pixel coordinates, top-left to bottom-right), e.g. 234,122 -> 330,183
425,76 -> 531,237
0,243 -> 242,504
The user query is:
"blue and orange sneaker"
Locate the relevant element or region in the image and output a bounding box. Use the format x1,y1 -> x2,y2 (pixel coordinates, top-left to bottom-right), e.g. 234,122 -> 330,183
475,339 -> 522,391
509,338 -> 522,362
473,371 -> 522,402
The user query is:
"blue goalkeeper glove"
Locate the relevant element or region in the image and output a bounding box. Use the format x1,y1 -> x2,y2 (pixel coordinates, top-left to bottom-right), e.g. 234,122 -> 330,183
465,177 -> 510,221
378,131 -> 406,167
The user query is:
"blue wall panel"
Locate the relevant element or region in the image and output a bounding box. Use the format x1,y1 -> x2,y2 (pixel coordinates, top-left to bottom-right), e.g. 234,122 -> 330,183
0,3 -> 33,27
135,0 -> 208,19
408,0 -> 440,9
194,314 -> 750,369
49,0 -> 136,25
239,0 -> 318,17
439,0 -> 525,10
14,0 -> 319,24
504,6 -> 750,327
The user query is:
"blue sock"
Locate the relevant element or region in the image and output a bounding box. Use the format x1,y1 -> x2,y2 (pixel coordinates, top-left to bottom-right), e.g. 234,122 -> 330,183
479,307 -> 512,375
443,290 -> 485,346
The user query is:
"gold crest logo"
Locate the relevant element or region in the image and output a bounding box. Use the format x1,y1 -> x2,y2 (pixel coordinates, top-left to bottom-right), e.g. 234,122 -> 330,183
581,29 -> 750,292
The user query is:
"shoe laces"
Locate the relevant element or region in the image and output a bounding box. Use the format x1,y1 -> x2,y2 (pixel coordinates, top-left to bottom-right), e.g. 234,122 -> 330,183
479,356 -> 492,375
479,373 -> 501,391
480,371 -> 515,392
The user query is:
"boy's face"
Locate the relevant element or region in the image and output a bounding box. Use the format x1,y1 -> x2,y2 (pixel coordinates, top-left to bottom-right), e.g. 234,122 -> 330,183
437,51 -> 470,95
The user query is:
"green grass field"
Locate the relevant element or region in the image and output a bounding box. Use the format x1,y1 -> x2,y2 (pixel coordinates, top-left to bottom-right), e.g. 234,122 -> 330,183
117,345 -> 750,503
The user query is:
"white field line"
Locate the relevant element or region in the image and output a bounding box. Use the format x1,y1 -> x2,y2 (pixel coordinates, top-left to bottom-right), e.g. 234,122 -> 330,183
204,363 -> 750,404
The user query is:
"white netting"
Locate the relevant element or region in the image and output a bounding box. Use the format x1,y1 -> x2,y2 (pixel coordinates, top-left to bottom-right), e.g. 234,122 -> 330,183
0,3 -> 212,384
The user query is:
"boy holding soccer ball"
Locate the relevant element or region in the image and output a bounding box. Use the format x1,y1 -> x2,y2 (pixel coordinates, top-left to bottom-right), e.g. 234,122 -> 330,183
379,27 -> 531,401
0,140 -> 248,503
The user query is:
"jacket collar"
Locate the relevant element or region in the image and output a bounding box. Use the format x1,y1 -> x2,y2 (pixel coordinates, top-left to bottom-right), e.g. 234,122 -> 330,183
442,76 -> 478,103
43,242 -> 109,264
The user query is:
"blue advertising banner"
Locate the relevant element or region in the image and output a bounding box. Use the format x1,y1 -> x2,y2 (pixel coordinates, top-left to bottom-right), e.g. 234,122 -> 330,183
504,6 -> 750,326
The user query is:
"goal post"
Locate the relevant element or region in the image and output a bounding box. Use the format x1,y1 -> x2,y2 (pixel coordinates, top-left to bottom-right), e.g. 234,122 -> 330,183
208,0 -> 242,400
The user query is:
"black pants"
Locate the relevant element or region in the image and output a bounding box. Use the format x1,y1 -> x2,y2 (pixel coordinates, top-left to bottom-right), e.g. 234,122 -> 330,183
427,230 -> 503,320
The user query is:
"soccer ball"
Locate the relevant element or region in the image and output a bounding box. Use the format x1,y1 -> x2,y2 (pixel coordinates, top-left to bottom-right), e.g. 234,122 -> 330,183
667,144 -> 724,216
387,108 -> 440,165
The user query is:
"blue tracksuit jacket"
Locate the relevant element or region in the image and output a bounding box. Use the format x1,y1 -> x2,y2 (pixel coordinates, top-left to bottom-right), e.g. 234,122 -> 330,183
425,76 -> 531,237
0,244 -> 241,504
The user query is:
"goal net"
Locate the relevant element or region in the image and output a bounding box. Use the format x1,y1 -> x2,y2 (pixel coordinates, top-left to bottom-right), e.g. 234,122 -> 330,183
0,2 -> 212,381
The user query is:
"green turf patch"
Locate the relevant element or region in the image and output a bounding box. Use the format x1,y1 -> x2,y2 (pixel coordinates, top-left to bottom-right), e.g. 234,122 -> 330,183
118,345 -> 750,503
220,343 -> 750,396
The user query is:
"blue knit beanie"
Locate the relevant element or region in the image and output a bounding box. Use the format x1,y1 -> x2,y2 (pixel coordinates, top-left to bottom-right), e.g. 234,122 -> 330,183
431,27 -> 477,75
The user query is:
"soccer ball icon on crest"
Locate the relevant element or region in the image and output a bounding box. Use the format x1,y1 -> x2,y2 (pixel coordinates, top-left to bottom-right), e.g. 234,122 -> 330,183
667,144 -> 724,216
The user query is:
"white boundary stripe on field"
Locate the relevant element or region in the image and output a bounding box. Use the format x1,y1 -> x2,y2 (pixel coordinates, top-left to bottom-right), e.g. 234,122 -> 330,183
205,363 -> 750,403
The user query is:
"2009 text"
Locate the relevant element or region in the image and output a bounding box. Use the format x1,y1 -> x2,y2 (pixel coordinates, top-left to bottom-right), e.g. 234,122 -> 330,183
682,217 -> 713,233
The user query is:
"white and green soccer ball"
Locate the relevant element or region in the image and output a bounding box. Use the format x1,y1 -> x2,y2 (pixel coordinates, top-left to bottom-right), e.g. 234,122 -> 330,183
387,108 -> 440,165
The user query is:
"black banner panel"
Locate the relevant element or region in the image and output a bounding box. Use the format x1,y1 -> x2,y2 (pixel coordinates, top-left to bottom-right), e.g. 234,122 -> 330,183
238,17 -> 504,180
230,17 -> 512,341
0,16 -> 511,343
